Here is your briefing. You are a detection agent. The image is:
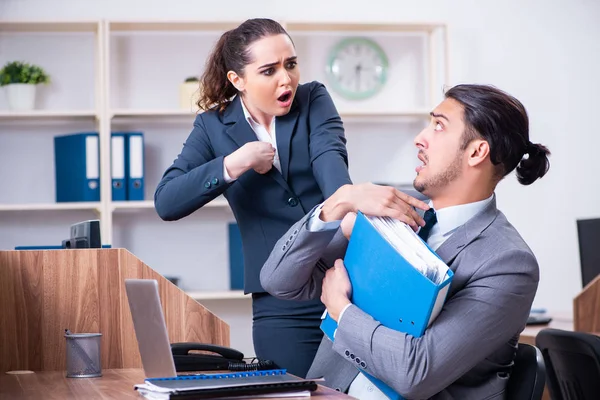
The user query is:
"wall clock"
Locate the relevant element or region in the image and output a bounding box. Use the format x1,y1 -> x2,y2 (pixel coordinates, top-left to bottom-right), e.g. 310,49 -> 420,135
325,37 -> 389,100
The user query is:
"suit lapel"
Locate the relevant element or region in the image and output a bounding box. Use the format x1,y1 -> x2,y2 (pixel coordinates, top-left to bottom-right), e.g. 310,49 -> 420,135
223,96 -> 259,148
275,100 -> 300,182
435,196 -> 499,267
223,96 -> 294,193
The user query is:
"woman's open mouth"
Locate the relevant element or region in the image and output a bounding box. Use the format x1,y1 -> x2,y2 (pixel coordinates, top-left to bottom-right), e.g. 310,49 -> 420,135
277,90 -> 293,107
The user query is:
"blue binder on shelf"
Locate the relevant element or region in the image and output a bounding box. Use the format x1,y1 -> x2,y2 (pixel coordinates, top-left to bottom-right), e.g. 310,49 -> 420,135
125,131 -> 145,201
54,132 -> 100,202
228,223 -> 244,290
111,132 -> 127,201
111,132 -> 145,201
321,211 -> 454,400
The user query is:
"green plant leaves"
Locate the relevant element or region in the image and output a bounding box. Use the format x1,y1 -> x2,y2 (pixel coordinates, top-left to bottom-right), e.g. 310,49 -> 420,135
0,61 -> 50,86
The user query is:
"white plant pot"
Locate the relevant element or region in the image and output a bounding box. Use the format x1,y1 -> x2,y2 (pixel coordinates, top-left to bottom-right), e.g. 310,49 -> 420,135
5,83 -> 37,111
179,82 -> 201,112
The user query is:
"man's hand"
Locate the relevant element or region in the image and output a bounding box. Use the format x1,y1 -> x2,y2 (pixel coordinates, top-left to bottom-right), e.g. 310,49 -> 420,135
321,259 -> 352,322
320,183 -> 429,231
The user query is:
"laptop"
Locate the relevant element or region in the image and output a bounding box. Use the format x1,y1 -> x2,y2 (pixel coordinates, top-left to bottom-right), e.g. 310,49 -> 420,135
124,279 -> 177,378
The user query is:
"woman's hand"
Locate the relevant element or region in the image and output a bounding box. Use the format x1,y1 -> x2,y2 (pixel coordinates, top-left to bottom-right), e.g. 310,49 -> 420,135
320,183 -> 430,231
224,142 -> 275,178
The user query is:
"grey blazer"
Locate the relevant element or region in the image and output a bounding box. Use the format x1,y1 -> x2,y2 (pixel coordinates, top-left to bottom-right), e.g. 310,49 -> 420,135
260,196 -> 539,399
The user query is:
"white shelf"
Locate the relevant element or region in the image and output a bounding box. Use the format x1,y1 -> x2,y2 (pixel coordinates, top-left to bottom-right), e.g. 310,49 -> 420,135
0,21 -> 100,33
111,197 -> 229,211
111,109 -> 198,118
0,110 -> 98,122
285,22 -> 446,33
0,202 -> 101,212
109,108 -> 429,122
187,290 -> 249,301
341,110 -> 431,122
0,19 -> 446,302
109,21 -> 240,32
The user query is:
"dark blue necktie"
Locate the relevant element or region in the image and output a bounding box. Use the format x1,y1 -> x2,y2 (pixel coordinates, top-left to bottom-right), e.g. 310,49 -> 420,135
418,209 -> 437,241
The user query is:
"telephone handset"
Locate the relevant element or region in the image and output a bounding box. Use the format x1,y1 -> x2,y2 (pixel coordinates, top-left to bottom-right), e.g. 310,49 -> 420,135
170,342 -> 278,372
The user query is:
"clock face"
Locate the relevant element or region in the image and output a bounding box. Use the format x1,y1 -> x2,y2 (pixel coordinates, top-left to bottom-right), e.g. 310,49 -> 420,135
326,37 -> 388,100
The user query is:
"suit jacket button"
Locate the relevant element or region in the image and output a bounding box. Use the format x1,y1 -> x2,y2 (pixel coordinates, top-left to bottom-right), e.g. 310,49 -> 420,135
360,361 -> 367,368
345,350 -> 350,357
287,197 -> 298,207
350,354 -> 355,360
204,181 -> 211,188
355,357 -> 361,364
212,177 -> 219,185
335,388 -> 341,392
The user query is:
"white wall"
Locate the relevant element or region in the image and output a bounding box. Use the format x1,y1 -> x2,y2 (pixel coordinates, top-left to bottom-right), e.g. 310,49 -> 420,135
2,0 -> 599,354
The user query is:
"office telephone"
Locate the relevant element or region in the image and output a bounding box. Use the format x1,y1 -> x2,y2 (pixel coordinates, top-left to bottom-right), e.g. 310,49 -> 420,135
170,343 -> 278,372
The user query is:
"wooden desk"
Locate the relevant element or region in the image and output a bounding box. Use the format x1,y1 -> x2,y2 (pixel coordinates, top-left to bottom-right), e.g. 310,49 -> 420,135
519,311 -> 574,346
0,369 -> 355,400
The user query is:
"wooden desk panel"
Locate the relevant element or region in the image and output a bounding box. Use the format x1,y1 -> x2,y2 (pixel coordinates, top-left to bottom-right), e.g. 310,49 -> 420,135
0,249 -> 229,372
0,369 -> 356,400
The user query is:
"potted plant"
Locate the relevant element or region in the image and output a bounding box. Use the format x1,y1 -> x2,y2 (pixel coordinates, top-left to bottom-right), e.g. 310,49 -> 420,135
179,76 -> 201,112
0,61 -> 50,111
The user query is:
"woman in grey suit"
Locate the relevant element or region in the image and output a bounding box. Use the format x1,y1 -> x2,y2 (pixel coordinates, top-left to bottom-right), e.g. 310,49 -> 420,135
154,18 -> 352,377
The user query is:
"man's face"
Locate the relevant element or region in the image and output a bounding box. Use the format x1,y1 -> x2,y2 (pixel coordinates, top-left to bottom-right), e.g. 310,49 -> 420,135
413,98 -> 468,197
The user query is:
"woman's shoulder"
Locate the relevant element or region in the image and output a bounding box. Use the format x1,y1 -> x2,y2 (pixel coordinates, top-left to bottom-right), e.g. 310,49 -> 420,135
294,80 -> 333,110
193,103 -> 232,127
296,80 -> 328,97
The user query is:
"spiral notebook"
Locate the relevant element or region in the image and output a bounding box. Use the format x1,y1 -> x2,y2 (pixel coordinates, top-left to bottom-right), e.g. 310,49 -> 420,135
134,369 -> 318,399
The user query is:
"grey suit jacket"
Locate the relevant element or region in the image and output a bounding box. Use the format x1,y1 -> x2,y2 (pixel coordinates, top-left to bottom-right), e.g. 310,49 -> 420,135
260,196 -> 539,400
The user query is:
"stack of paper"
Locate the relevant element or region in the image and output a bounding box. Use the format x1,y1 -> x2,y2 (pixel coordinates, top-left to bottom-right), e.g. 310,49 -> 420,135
367,215 -> 449,285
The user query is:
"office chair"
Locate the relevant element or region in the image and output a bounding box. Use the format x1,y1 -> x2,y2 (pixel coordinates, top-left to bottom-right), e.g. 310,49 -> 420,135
536,328 -> 600,400
506,343 -> 546,400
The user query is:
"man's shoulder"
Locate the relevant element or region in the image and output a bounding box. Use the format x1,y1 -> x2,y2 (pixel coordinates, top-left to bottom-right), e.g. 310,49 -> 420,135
462,210 -> 538,276
485,210 -> 535,254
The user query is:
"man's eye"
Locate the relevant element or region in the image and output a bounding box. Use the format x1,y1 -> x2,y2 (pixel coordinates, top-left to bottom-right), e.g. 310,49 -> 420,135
286,61 -> 297,69
435,122 -> 443,131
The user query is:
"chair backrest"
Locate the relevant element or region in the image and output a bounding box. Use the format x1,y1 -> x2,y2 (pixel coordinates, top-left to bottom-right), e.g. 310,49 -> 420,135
536,328 -> 600,400
506,343 -> 546,400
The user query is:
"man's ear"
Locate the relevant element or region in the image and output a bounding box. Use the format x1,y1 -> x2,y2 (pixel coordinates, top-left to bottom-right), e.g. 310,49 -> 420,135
467,139 -> 490,167
227,71 -> 244,92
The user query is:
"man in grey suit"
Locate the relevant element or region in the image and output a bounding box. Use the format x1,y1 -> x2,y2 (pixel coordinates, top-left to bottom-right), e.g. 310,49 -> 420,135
260,84 -> 551,399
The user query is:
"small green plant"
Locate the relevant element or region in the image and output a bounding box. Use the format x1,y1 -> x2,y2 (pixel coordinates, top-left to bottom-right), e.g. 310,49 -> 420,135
0,61 -> 50,86
184,76 -> 199,83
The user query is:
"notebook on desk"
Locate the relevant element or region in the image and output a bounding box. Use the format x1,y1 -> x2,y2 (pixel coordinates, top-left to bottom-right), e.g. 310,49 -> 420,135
134,369 -> 317,399
321,211 -> 453,400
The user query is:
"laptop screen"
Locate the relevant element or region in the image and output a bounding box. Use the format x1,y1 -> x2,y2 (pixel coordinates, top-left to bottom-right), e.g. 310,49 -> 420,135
124,279 -> 177,378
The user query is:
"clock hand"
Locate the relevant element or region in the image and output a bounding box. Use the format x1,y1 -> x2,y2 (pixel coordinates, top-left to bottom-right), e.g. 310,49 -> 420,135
355,64 -> 362,92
